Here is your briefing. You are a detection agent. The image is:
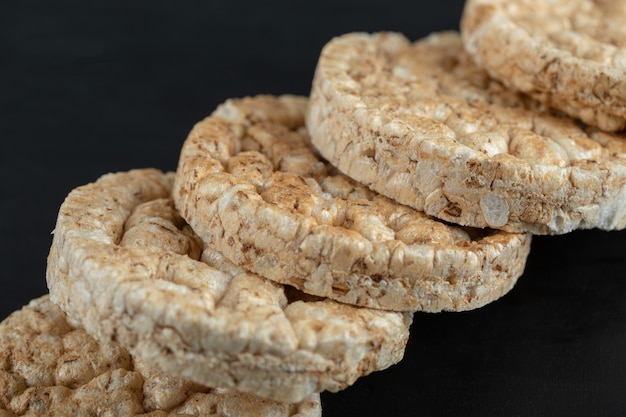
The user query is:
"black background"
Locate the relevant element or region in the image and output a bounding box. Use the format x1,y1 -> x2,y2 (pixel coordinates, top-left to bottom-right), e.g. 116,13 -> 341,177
1,1 -> 625,416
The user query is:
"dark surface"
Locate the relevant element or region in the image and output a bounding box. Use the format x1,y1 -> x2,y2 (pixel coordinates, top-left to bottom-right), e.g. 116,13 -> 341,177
1,1 -> 625,416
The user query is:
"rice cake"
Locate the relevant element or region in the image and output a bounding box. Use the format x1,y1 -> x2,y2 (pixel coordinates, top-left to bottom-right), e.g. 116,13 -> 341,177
306,31 -> 626,235
45,169 -> 410,403
0,295 -> 322,417
173,95 -> 530,312
461,0 -> 626,132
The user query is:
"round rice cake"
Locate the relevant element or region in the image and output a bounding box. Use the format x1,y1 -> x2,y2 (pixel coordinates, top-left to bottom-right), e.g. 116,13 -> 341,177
0,295 -> 322,417
173,95 -> 530,312
461,0 -> 626,132
45,169 -> 411,403
306,31 -> 626,235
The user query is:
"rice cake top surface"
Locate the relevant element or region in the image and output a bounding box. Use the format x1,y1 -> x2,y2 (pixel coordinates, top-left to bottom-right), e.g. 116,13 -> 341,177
173,95 -> 530,312
306,31 -> 626,235
46,169 -> 411,403
461,0 -> 626,131
0,295 -> 322,417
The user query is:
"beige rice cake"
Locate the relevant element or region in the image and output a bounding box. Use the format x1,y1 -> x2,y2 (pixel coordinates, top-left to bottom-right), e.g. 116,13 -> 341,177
461,0 -> 626,132
306,31 -> 626,235
173,95 -> 530,312
0,295 -> 322,417
46,169 -> 411,404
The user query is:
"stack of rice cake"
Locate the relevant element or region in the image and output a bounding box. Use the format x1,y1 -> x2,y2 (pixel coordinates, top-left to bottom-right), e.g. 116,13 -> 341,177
3,0 -> 625,415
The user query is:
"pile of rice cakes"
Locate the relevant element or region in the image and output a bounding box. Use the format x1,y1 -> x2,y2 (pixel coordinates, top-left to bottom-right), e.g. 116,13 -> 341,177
5,1 -> 626,415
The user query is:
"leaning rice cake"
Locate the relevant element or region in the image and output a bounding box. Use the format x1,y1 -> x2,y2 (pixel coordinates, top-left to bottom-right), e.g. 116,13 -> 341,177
461,0 -> 626,132
46,169 -> 411,403
0,295 -> 322,417
173,95 -> 530,312
306,31 -> 626,235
